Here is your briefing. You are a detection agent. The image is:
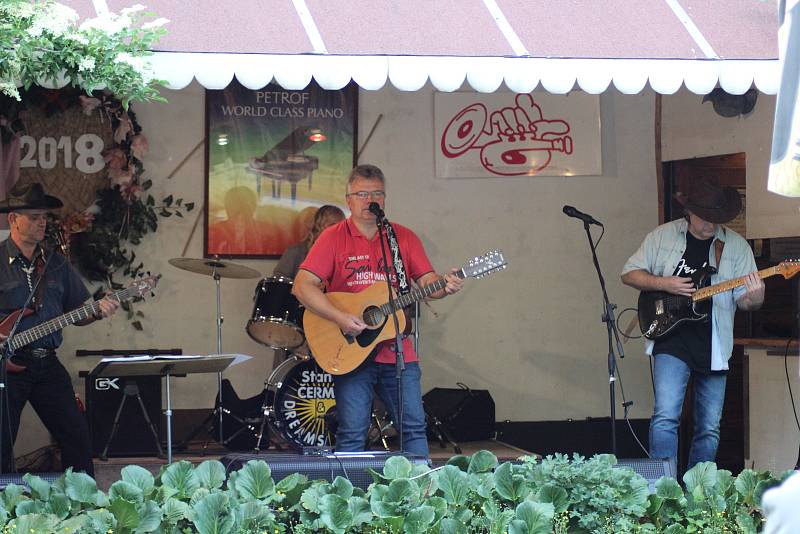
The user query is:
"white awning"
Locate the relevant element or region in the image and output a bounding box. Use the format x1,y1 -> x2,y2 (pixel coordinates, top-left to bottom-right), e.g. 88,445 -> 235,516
149,53 -> 781,95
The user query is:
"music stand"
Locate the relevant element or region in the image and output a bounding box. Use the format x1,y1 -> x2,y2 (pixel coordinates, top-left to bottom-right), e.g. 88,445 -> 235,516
88,354 -> 249,463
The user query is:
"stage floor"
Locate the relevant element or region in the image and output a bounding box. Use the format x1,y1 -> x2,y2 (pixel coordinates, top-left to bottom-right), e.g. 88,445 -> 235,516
91,439 -> 534,491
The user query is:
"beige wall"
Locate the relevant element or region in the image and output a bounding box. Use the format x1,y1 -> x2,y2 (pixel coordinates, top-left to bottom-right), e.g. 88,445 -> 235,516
14,84 -> 798,473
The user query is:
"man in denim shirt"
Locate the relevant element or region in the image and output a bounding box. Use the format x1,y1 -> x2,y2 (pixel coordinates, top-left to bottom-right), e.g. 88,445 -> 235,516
621,178 -> 763,470
0,183 -> 119,476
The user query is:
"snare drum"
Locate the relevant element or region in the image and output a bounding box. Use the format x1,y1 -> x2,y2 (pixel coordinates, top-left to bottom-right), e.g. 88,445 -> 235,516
246,276 -> 305,350
265,354 -> 336,448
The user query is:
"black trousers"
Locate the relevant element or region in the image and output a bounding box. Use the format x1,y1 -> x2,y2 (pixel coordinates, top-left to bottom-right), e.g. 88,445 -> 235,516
1,355 -> 93,476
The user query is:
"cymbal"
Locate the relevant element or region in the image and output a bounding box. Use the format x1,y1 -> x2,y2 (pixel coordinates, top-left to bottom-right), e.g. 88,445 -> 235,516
168,257 -> 261,279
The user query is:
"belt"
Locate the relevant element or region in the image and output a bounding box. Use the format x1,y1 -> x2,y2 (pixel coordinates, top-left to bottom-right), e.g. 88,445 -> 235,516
16,348 -> 56,359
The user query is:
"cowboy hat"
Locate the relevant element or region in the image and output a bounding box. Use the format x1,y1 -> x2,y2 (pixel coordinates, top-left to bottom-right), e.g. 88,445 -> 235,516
675,177 -> 742,224
0,182 -> 63,214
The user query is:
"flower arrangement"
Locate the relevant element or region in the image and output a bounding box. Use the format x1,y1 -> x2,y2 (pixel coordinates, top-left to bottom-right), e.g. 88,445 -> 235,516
0,0 -> 167,107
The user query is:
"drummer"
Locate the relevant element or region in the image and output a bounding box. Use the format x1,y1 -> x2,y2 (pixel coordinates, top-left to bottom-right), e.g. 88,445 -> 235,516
271,205 -> 345,370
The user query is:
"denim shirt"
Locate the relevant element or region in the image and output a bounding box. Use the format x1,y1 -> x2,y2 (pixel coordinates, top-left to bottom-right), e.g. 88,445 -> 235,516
0,239 -> 90,350
621,219 -> 756,371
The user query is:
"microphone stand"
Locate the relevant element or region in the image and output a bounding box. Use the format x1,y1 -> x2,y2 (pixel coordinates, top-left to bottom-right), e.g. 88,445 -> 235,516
579,220 -> 625,455
1,251 -> 48,473
374,212 -> 406,453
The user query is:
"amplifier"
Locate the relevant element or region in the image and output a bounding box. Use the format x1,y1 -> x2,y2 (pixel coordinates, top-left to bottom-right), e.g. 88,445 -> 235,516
423,385 -> 495,442
84,374 -> 162,457
221,452 -> 429,490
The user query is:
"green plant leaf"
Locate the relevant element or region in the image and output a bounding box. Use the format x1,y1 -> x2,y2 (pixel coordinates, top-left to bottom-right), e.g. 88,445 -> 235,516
160,461 -> 200,499
46,493 -> 71,520
228,460 -> 275,500
53,515 -> 88,534
439,517 -> 466,534
8,513 -> 60,533
348,495 -> 372,526
16,499 -> 44,516
121,465 -> 155,496
664,524 -> 688,534
194,460 -> 226,490
109,480 -> 145,504
1,483 -> 25,510
494,462 -> 525,503
683,462 -> 717,497
22,473 -> 51,500
85,508 -> 117,532
535,484 -> 569,513
235,501 -> 275,531
320,493 -> 352,534
437,465 -> 470,506
445,455 -> 470,471
331,476 -> 354,499
64,470 -> 101,504
468,450 -> 499,473
515,500 -> 554,534
275,472 -> 309,506
110,497 -> 140,531
134,500 -> 162,533
656,477 -> 684,500
383,455 -> 414,480
162,497 -> 189,524
190,492 -> 234,534
508,518 -> 529,534
404,504 -> 435,534
386,478 -> 416,504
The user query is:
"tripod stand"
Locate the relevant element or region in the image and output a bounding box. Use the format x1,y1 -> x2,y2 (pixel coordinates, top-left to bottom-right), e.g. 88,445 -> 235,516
168,257 -> 260,449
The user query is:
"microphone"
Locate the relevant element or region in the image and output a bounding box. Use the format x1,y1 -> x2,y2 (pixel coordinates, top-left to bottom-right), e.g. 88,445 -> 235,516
562,205 -> 603,226
368,202 -> 385,220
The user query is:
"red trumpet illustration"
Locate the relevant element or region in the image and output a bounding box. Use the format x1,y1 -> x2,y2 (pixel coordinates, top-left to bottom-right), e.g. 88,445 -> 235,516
441,94 -> 573,176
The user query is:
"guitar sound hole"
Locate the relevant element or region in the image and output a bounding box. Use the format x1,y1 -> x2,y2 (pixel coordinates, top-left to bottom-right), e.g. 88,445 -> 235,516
363,306 -> 385,327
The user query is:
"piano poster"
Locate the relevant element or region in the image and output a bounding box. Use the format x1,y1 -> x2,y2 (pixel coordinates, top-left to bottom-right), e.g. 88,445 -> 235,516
205,81 -> 357,257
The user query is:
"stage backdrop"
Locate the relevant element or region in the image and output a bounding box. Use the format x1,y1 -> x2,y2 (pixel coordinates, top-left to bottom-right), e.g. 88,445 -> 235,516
434,91 -> 601,178
205,81 -> 357,258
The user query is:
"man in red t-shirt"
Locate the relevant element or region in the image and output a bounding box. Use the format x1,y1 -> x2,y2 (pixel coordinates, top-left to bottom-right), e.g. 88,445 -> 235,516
293,164 -> 463,456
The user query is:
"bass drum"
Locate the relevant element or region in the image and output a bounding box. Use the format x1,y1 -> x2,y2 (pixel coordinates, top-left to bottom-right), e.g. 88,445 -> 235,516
266,354 -> 336,448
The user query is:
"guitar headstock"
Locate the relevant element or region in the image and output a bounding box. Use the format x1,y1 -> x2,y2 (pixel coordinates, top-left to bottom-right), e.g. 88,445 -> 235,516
129,273 -> 162,298
777,260 -> 800,279
463,250 -> 507,279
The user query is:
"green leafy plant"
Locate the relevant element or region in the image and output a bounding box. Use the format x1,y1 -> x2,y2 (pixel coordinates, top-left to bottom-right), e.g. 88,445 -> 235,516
0,0 -> 166,107
0,453 -> 788,533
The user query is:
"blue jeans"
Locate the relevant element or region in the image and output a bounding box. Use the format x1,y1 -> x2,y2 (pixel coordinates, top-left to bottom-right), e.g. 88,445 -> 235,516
650,353 -> 727,469
333,360 -> 428,457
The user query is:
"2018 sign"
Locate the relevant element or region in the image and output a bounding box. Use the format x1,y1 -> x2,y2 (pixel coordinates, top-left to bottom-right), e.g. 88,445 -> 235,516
19,134 -> 105,173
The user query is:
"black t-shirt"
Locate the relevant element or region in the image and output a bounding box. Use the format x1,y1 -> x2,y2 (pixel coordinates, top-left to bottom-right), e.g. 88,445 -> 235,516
652,231 -> 716,373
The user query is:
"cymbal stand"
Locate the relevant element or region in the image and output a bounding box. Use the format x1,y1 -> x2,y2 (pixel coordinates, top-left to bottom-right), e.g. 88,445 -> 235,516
213,266 -> 223,442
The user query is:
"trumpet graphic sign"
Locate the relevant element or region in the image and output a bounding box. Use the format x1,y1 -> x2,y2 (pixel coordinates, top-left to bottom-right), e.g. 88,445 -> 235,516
434,92 -> 601,178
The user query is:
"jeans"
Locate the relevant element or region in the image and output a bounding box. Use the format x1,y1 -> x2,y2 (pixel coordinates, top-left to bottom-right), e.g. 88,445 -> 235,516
650,353 -> 727,470
2,355 -> 93,475
333,360 -> 428,457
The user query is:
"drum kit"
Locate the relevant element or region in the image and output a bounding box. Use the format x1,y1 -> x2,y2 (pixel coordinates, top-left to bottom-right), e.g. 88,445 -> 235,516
169,256 -> 393,451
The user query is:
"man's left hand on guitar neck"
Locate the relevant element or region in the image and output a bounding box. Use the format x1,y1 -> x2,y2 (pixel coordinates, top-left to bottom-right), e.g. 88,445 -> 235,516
736,271 -> 765,311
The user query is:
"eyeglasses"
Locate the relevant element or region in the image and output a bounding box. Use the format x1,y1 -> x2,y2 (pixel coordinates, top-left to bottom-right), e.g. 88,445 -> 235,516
347,191 -> 386,200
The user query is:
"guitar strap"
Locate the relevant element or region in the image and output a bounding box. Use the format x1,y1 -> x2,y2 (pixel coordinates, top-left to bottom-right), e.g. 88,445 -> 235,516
714,239 -> 724,269
383,221 -> 410,296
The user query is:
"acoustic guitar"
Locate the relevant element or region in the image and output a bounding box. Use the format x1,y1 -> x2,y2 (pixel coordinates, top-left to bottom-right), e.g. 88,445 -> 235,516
0,274 -> 161,373
637,260 -> 800,340
303,250 -> 507,375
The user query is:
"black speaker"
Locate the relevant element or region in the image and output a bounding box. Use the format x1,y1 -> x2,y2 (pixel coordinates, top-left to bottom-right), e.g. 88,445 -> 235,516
84,374 -> 161,457
221,452 -> 429,490
616,458 -> 677,492
423,385 -> 495,442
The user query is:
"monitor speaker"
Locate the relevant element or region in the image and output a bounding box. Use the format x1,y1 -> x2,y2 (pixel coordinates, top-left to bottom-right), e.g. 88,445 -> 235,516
221,452 -> 429,490
84,374 -> 162,457
616,457 -> 677,492
423,385 -> 495,442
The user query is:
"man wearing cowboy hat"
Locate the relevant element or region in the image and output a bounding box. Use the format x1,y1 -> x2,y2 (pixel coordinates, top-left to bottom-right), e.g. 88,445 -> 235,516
0,182 -> 119,476
621,177 -> 764,471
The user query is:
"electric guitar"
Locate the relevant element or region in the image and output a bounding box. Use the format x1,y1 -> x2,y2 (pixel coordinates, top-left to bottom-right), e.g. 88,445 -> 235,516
0,274 -> 161,373
303,250 -> 507,375
637,260 -> 800,340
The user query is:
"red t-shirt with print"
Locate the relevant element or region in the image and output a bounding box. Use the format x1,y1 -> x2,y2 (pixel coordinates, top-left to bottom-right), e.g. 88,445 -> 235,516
299,218 -> 434,363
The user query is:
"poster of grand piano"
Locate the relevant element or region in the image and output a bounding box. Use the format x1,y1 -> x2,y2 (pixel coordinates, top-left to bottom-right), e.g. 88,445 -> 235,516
205,81 -> 357,257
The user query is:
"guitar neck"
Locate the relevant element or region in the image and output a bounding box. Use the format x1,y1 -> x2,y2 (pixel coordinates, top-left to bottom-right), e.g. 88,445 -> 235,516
381,270 -> 466,315
9,287 -> 132,351
692,265 -> 779,303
